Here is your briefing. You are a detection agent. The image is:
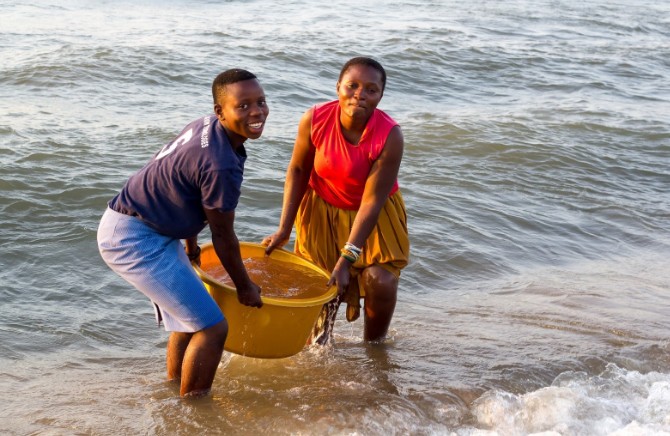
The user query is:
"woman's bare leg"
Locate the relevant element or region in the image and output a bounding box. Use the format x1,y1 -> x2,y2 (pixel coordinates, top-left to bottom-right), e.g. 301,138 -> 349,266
361,265 -> 398,341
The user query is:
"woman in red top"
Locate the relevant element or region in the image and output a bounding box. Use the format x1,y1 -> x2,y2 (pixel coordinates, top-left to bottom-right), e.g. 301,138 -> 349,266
264,57 -> 410,344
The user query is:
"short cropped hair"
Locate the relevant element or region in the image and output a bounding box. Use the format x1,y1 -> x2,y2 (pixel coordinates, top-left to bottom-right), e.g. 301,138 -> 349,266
212,69 -> 258,103
338,57 -> 387,92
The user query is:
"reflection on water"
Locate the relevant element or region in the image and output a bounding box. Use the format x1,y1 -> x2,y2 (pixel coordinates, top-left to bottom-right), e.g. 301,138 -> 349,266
203,256 -> 329,299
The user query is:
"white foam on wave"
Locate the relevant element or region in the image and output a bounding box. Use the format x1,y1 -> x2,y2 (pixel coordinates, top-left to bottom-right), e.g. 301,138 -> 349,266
467,363 -> 670,435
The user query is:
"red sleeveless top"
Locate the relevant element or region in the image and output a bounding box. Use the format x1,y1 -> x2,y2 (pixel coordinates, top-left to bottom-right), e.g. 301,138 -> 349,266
309,100 -> 399,210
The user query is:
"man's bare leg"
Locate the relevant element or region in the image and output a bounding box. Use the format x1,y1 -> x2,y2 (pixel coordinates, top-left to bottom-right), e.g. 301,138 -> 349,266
167,332 -> 193,381
167,319 -> 228,397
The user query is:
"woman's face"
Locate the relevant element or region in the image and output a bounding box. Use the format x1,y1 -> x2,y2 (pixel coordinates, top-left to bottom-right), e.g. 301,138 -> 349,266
336,64 -> 384,121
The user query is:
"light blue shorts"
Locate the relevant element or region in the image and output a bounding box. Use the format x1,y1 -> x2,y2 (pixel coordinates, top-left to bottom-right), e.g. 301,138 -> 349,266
97,207 -> 224,333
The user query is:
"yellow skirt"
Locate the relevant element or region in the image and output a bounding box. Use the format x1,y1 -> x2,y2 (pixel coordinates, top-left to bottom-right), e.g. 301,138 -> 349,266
294,188 -> 410,321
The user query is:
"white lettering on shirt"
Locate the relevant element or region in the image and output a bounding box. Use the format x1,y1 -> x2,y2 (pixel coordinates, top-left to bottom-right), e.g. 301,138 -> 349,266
155,128 -> 194,160
201,116 -> 211,148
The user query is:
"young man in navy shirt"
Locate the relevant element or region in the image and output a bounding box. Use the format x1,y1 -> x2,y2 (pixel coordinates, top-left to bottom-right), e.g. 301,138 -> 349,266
98,69 -> 268,397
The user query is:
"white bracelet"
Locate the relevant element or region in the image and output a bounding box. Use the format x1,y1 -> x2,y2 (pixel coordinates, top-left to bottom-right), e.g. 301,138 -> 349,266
344,242 -> 362,255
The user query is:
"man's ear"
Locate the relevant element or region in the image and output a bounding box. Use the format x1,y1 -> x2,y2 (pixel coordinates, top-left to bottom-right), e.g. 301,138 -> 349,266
214,103 -> 223,120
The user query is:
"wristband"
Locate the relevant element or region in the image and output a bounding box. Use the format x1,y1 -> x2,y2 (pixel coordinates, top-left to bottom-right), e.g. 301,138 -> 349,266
187,245 -> 201,260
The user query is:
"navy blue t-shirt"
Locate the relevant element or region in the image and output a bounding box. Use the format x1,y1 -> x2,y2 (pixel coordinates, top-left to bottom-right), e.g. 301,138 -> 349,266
109,115 -> 247,239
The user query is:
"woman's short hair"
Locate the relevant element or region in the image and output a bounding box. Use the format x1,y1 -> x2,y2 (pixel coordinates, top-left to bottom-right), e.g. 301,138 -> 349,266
338,57 -> 387,92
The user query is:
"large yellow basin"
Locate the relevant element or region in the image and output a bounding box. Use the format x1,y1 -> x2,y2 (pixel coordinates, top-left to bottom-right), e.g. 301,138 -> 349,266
193,242 -> 336,359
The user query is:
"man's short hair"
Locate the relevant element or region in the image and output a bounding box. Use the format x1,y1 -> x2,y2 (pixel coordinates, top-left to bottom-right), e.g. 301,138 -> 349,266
212,69 -> 258,103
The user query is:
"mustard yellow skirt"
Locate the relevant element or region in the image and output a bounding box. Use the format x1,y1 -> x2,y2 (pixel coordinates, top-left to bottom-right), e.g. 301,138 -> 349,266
294,188 -> 410,321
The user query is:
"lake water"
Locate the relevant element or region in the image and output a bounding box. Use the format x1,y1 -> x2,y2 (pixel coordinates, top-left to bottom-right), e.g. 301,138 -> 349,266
1,0 -> 669,434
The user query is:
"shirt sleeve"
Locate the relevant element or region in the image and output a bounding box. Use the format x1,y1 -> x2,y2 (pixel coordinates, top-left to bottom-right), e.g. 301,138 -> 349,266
200,168 -> 242,212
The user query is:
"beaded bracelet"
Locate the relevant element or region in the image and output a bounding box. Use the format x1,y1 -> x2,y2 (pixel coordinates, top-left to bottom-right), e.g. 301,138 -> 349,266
340,249 -> 357,263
